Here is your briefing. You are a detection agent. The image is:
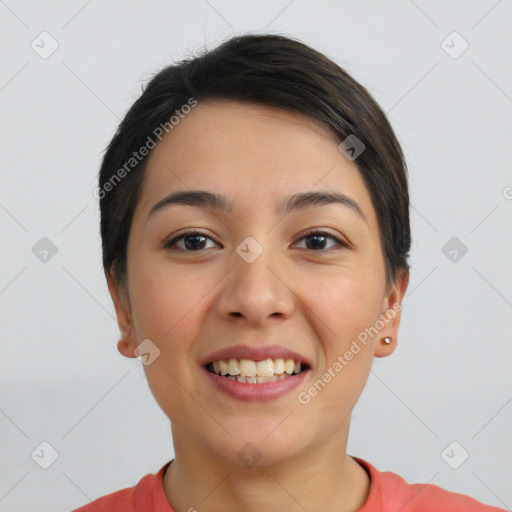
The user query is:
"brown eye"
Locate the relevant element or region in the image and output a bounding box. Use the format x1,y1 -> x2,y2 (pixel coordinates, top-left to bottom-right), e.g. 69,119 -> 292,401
164,229 -> 347,253
165,232 -> 218,251
294,230 -> 348,251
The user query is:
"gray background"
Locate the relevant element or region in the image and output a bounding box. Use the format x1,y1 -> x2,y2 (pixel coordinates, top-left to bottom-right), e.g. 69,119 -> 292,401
1,1 -> 511,510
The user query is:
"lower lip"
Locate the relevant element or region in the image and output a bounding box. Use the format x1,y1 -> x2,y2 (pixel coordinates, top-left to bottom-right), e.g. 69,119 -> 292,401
201,366 -> 310,402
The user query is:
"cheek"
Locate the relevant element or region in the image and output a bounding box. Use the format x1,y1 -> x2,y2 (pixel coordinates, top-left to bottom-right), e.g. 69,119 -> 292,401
129,268 -> 210,425
304,272 -> 381,389
129,264 -> 208,340
325,272 -> 384,381
309,270 -> 383,345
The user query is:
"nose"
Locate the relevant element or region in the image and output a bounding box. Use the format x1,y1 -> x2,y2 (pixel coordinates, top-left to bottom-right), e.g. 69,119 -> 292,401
215,240 -> 295,327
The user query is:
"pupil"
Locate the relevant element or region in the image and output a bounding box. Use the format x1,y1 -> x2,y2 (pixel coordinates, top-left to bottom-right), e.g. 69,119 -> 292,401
307,234 -> 325,250
185,235 -> 206,250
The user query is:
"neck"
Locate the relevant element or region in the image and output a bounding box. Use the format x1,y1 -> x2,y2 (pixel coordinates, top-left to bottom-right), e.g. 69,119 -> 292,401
163,423 -> 370,512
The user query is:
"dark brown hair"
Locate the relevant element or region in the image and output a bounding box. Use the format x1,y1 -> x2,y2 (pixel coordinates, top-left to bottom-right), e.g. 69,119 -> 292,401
98,33 -> 411,292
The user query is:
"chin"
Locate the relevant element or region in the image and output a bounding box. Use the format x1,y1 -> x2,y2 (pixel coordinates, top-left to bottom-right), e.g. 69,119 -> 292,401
205,424 -> 307,468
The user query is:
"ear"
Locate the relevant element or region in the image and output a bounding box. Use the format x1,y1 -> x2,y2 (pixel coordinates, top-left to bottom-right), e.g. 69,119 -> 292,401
106,269 -> 137,359
374,267 -> 409,358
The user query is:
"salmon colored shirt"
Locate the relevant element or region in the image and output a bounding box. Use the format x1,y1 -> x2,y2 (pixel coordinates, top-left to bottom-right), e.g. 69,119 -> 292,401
72,457 -> 507,511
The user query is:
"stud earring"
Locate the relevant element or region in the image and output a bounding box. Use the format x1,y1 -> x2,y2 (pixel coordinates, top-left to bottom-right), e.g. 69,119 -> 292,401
381,336 -> 392,345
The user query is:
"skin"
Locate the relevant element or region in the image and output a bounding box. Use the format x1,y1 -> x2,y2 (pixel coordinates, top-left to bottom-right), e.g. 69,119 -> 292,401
107,100 -> 409,512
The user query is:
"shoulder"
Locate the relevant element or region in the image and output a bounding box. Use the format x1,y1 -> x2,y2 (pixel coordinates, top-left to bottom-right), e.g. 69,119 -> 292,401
71,462 -> 173,512
354,457 -> 507,512
72,484 -> 136,512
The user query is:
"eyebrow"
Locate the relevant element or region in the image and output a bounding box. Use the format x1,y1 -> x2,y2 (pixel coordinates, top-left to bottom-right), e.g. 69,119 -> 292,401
147,189 -> 366,222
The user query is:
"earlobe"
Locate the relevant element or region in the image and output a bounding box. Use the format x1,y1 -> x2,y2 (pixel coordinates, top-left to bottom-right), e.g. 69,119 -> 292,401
379,336 -> 393,352
374,335 -> 397,357
374,268 -> 409,358
117,339 -> 136,358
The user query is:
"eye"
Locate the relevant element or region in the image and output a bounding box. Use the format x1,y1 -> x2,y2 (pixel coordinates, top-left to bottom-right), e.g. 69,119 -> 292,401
164,229 -> 348,253
293,229 -> 348,251
164,231 -> 219,252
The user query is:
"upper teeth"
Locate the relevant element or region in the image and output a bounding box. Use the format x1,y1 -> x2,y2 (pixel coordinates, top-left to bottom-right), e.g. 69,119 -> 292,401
211,358 -> 302,377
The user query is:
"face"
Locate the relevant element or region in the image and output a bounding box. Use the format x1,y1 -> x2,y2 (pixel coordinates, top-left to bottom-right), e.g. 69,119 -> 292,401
107,100 -> 408,467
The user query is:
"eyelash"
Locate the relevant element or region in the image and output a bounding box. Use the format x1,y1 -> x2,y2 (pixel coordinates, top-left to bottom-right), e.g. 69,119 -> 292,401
164,229 -> 349,253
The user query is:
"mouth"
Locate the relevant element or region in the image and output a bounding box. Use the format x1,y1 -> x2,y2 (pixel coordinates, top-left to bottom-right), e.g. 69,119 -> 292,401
204,358 -> 310,384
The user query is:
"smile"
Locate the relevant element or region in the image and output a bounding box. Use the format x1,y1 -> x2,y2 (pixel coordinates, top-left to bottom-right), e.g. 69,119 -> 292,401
205,358 -> 308,384
202,357 -> 311,401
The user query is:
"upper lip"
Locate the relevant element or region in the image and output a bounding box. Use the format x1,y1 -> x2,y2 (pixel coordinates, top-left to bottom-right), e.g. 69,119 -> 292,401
200,344 -> 312,368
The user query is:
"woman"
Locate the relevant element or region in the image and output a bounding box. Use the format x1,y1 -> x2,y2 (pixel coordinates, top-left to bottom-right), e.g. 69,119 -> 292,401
74,33 -> 506,511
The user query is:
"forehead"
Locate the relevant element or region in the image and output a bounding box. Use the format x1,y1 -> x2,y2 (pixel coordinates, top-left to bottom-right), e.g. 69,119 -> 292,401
133,100 -> 376,226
